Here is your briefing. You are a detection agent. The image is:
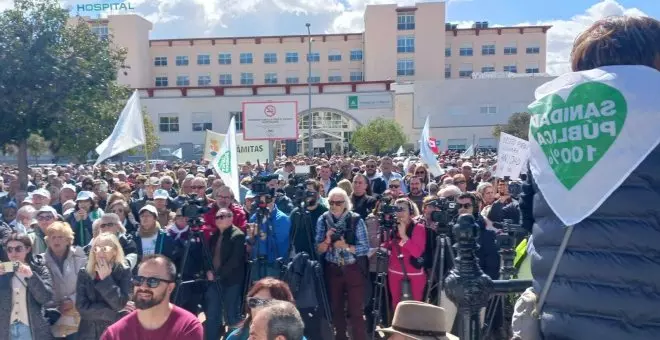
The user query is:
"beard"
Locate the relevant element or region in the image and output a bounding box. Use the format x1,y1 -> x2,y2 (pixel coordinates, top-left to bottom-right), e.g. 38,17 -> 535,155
133,289 -> 167,310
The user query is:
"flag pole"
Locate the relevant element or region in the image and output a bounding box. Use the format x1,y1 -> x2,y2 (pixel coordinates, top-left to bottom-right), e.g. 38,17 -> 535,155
141,106 -> 151,174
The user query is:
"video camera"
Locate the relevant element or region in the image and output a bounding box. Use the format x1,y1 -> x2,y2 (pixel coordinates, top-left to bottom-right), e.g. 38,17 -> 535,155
428,196 -> 459,232
379,196 -> 402,232
180,193 -> 210,229
251,174 -> 278,196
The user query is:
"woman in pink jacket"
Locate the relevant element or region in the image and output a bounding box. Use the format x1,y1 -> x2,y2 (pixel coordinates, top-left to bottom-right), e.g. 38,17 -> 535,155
383,197 -> 427,308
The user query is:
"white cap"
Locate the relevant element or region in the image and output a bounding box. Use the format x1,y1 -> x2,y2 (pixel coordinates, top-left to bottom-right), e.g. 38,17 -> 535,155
33,188 -> 51,200
22,195 -> 33,204
153,189 -> 169,200
139,205 -> 158,217
148,177 -> 161,186
37,206 -> 57,217
47,171 -> 58,177
462,162 -> 473,168
61,184 -> 76,193
76,191 -> 95,201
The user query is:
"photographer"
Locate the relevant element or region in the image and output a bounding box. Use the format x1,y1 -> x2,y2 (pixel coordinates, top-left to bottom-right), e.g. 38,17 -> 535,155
487,179 -> 520,228
455,192 -> 499,280
246,192 -> 291,281
266,176 -> 293,215
315,187 -> 368,340
289,180 -> 327,258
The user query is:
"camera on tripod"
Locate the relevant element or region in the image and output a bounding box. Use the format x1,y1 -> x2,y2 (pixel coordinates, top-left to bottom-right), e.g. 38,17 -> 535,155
251,174 -> 278,214
378,196 -> 402,232
428,197 -> 459,231
180,194 -> 210,229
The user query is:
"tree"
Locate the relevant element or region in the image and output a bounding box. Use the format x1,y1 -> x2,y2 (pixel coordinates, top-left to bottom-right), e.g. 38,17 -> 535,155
351,118 -> 407,155
0,0 -> 126,188
124,109 -> 160,159
26,133 -> 49,163
493,112 -> 531,140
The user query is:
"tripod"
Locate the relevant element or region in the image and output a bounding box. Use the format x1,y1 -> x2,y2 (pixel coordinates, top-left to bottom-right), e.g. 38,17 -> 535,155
370,228 -> 392,339
289,202 -> 319,262
424,226 -> 455,306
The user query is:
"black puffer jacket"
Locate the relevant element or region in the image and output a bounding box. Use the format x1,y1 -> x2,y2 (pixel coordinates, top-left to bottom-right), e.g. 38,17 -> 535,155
521,146 -> 660,339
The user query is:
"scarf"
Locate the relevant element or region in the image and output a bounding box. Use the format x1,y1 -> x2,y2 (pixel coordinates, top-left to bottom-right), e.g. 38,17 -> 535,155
167,225 -> 189,240
324,210 -> 350,234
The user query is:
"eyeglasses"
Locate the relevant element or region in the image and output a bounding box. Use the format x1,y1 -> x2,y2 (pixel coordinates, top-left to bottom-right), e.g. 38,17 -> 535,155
247,297 -> 272,309
6,246 -> 25,253
100,223 -> 116,229
132,275 -> 174,288
389,184 -> 400,188
215,214 -> 233,220
37,215 -> 54,221
415,171 -> 426,175
329,200 -> 345,206
366,165 -> 376,168
93,245 -> 114,253
191,186 -> 205,190
458,203 -> 473,209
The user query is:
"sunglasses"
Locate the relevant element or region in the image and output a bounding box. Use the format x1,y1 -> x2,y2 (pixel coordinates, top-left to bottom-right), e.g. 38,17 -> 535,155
6,246 -> 25,253
37,215 -> 54,221
415,171 -> 426,175
329,200 -> 345,206
389,184 -> 400,188
366,165 -> 376,168
215,214 -> 233,220
132,275 -> 174,288
100,223 -> 116,229
247,297 -> 272,309
93,245 -> 114,253
458,203 -> 473,209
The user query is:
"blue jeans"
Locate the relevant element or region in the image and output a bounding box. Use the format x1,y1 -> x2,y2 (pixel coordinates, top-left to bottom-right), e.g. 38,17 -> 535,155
204,282 -> 243,340
249,262 -> 281,282
10,321 -> 32,340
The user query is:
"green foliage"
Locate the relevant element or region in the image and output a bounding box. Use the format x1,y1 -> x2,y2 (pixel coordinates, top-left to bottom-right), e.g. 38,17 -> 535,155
26,133 -> 49,162
350,118 -> 407,155
493,112 -> 531,140
0,0 -> 127,187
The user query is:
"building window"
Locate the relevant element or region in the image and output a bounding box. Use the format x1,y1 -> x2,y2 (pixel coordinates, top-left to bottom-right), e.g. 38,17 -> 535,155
154,57 -> 167,66
240,53 -> 253,64
480,105 -> 497,114
328,70 -> 342,82
197,54 -> 210,65
459,43 -> 473,56
459,63 -> 473,78
397,36 -> 415,53
159,116 -> 179,132
265,72 -> 278,84
286,76 -> 299,84
481,64 -> 495,73
91,23 -> 108,40
176,75 -> 189,86
155,76 -> 168,87
230,112 -> 244,132
240,72 -> 254,85
504,64 -> 518,73
175,56 -> 189,66
481,43 -> 496,55
503,43 -> 517,55
350,49 -> 363,61
198,74 -> 211,86
444,64 -> 451,78
526,44 -> 540,54
397,13 -> 415,30
264,53 -> 277,64
328,50 -> 342,62
526,62 -> 540,74
218,53 -> 231,65
397,59 -> 415,76
307,52 -> 320,62
285,52 -> 298,63
350,71 -> 363,81
445,46 -> 451,57
219,74 -> 232,85
192,112 -> 212,132
308,70 -> 320,83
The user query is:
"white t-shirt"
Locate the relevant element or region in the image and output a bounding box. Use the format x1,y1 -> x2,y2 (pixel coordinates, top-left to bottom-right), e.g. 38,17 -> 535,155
141,234 -> 158,256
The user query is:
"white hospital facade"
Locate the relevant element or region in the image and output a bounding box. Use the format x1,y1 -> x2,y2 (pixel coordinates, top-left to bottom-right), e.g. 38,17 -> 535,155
86,1 -> 555,158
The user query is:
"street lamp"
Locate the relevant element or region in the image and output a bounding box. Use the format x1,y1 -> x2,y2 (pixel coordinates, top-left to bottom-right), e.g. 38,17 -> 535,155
306,23 -> 313,158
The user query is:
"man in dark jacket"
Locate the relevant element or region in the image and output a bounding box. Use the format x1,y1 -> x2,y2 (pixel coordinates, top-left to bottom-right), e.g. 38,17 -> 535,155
289,180 -> 327,259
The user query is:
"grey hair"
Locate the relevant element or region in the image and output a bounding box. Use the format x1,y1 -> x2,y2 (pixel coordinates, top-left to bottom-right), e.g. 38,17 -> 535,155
327,187 -> 352,211
438,185 -> 461,199
261,301 -> 305,340
476,182 -> 493,195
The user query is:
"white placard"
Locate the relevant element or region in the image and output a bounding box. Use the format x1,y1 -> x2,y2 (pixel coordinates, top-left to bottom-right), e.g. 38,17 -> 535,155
494,132 -> 530,179
242,101 -> 298,140
203,130 -> 270,165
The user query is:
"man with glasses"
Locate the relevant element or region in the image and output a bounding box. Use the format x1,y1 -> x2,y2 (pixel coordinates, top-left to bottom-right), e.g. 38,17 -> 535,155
101,255 -> 203,340
203,186 -> 247,233
31,206 -> 59,255
289,180 -> 327,258
364,159 -> 386,196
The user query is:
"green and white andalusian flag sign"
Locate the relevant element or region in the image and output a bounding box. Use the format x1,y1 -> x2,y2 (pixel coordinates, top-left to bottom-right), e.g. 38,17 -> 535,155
212,116 -> 239,197
528,65 -> 660,225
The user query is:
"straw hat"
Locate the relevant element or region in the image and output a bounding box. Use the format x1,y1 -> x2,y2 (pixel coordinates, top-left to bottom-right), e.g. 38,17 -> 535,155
377,301 -> 458,340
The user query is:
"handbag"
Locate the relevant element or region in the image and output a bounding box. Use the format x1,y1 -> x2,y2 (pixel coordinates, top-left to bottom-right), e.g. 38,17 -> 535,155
511,225 -> 574,340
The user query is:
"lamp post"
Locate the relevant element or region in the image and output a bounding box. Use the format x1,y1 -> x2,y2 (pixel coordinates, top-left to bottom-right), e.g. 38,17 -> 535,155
306,23 -> 313,158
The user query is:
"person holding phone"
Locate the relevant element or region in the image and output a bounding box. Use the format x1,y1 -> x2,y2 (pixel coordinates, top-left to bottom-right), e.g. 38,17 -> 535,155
75,233 -> 131,340
0,232 -> 54,340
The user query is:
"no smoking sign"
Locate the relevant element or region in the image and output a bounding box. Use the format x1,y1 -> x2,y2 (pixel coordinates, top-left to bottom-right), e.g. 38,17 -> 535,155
264,105 -> 277,117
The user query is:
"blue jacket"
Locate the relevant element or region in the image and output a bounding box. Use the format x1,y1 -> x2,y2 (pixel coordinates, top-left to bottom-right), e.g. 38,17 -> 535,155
249,207 -> 291,263
521,146 -> 660,340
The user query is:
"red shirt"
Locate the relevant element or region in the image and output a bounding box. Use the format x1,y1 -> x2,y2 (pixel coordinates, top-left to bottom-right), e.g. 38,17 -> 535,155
100,305 -> 203,340
202,202 -> 247,237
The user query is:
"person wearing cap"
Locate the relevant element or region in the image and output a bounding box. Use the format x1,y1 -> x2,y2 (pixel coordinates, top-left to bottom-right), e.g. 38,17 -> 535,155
31,188 -> 51,210
93,180 -> 109,211
133,204 -> 178,273
1,202 -> 17,227
53,184 -> 77,215
461,162 -> 477,192
159,175 -> 178,198
130,177 -> 177,224
153,189 -> 175,228
30,206 -> 59,255
377,301 -> 458,340
67,191 -> 104,247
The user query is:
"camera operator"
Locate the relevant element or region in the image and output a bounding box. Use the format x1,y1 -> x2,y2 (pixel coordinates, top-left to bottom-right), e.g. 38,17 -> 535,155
350,174 -> 376,220
267,176 -> 294,215
246,192 -> 291,281
289,180 -> 327,258
315,187 -> 368,340
487,178 -> 521,229
203,186 -> 247,233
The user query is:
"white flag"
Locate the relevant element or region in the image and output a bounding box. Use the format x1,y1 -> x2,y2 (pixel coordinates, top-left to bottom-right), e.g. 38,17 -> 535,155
419,116 -> 444,177
95,90 -> 145,165
212,117 -> 239,197
396,146 -> 404,156
461,145 -> 475,159
172,148 -> 183,159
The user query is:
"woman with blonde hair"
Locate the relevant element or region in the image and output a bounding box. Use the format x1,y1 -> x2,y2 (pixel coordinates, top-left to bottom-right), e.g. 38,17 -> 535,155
43,221 -> 87,339
90,214 -> 138,270
75,233 -> 131,340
